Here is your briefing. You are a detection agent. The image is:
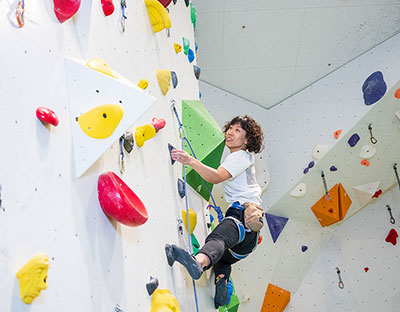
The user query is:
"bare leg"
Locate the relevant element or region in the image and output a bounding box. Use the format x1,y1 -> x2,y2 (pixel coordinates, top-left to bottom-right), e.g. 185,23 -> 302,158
195,252 -> 211,268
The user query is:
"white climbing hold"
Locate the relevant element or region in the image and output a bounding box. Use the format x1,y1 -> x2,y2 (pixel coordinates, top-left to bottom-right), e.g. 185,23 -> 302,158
290,183 -> 307,198
312,144 -> 328,160
359,144 -> 376,159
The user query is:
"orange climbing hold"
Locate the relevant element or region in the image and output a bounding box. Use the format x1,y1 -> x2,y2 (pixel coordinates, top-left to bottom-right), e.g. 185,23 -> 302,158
260,283 -> 290,312
361,159 -> 370,167
395,88 -> 400,99
334,129 -> 342,139
311,183 -> 352,227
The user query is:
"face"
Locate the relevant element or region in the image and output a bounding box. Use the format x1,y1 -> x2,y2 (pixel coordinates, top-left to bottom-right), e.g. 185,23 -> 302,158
16,253 -> 49,304
225,123 -> 248,152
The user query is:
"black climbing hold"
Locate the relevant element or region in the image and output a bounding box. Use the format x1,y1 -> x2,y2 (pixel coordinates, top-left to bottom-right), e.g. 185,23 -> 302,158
177,178 -> 185,198
184,0 -> 189,7
146,276 -> 159,296
168,143 -> 176,165
193,65 -> 200,80
301,245 -> 308,252
123,132 -> 134,153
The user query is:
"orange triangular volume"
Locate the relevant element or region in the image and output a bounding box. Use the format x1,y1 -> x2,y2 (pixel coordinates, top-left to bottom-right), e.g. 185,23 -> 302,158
311,184 -> 341,227
334,129 -> 342,139
261,283 -> 291,312
338,183 -> 352,221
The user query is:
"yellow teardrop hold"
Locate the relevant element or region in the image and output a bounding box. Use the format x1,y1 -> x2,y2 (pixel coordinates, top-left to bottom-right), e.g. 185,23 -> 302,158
145,0 -> 172,33
138,78 -> 149,90
78,104 -> 124,139
86,57 -> 118,78
135,124 -> 156,147
150,289 -> 181,312
174,43 -> 182,53
156,69 -> 171,95
16,253 -> 50,304
182,208 -> 197,234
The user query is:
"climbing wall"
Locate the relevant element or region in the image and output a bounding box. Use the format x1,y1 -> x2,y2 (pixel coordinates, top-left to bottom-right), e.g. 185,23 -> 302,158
200,33 -> 400,311
0,1 -> 222,311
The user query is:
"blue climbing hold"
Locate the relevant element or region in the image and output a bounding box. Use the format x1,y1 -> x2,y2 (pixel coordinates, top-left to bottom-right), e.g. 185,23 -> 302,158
308,161 -> 315,169
195,42 -> 198,52
226,279 -> 233,305
301,245 -> 308,252
330,165 -> 338,172
171,71 -> 178,88
303,167 -> 309,174
348,133 -> 360,147
362,71 -> 387,105
210,214 -> 214,223
199,92 -> 202,99
188,48 -> 195,63
266,213 -> 288,243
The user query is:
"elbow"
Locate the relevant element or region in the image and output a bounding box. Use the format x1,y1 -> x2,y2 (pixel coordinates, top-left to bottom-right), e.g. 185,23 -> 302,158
208,176 -> 223,184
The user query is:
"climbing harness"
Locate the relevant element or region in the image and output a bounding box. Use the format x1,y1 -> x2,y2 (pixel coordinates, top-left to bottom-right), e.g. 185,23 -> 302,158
120,0 -> 127,32
387,205 -> 395,224
321,171 -> 331,200
16,0 -> 25,28
368,123 -> 377,144
336,267 -> 344,289
394,163 -> 400,190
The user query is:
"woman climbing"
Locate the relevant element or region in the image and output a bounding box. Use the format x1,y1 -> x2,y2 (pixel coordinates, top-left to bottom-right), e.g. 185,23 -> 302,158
165,115 -> 265,308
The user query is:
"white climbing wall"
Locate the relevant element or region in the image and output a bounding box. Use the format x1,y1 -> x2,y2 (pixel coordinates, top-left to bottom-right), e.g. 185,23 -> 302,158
0,1 -> 222,311
200,33 -> 400,311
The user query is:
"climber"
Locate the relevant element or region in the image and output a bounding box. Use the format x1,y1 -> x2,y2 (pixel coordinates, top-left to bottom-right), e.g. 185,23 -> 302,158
165,115 -> 265,308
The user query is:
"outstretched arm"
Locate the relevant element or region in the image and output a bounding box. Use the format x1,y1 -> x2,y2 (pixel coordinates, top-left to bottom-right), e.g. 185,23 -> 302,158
171,149 -> 231,184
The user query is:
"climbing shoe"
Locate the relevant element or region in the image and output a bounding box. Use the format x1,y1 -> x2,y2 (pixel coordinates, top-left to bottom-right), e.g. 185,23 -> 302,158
214,276 -> 228,308
164,244 -> 203,280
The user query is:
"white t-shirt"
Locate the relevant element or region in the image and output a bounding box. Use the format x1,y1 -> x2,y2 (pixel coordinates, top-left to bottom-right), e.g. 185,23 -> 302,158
220,150 -> 262,206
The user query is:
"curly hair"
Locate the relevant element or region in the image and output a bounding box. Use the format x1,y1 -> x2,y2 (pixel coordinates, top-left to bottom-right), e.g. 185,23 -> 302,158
223,115 -> 264,153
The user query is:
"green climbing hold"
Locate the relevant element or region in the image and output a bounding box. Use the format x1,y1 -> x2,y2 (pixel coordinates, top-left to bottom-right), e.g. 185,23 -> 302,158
191,233 -> 200,255
183,37 -> 190,56
182,100 -> 225,201
190,3 -> 196,29
219,280 -> 239,312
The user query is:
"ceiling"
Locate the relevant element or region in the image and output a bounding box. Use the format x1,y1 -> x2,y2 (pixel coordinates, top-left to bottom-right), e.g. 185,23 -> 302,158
193,0 -> 400,109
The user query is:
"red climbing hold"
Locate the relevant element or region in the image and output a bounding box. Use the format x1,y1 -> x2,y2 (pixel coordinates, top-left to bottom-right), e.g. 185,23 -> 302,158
385,229 -> 398,245
151,117 -> 166,132
36,107 -> 59,126
98,172 -> 148,227
372,189 -> 382,198
334,129 -> 342,139
258,235 -> 263,245
54,0 -> 81,23
361,159 -> 370,167
364,267 -> 369,272
395,88 -> 400,99
101,0 -> 114,16
158,0 -> 172,8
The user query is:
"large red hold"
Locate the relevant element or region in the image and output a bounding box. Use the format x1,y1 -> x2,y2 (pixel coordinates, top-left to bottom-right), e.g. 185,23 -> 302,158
98,172 -> 148,227
36,107 -> 59,126
385,229 -> 398,245
101,0 -> 114,16
54,0 -> 81,23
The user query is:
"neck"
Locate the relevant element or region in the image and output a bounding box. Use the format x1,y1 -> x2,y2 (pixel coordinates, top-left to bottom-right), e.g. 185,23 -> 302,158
228,144 -> 246,153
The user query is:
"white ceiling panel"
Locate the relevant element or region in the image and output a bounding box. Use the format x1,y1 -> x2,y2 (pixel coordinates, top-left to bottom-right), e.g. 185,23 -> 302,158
221,67 -> 296,107
306,0 -> 384,7
200,69 -> 222,86
375,4 -> 400,43
224,0 -> 307,11
193,0 -> 225,13
222,9 -> 305,70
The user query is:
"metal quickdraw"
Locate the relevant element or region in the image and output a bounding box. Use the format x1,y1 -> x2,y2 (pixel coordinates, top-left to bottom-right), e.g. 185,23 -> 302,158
368,123 -> 377,144
387,205 -> 395,224
16,0 -> 25,28
119,136 -> 125,174
120,0 -> 127,32
394,163 -> 400,190
336,267 -> 344,289
114,304 -> 124,312
321,171 -> 331,200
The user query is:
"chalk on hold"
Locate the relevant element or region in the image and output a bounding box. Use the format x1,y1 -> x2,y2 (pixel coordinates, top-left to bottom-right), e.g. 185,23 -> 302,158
183,37 -> 190,55
177,178 -> 185,198
265,214 -> 288,243
311,183 -> 352,227
135,124 -> 156,148
348,133 -> 360,147
171,71 -> 178,88
156,69 -> 171,95
138,78 -> 149,90
146,276 -> 159,296
260,283 -> 290,312
188,48 -> 195,63
122,131 -> 134,153
16,253 -> 50,304
98,172 -> 148,226
150,289 -> 181,312
36,107 -> 59,127
289,183 -> 306,198
362,71 -> 387,106
144,0 -> 171,33
168,143 -> 176,165
312,144 -> 328,160
101,0 -> 114,16
193,65 -> 201,80
385,229 -> 398,245
77,104 -> 123,139
174,43 -> 182,53
359,144 -> 376,159
86,57 -> 118,78
54,0 -> 81,23
334,129 -> 342,139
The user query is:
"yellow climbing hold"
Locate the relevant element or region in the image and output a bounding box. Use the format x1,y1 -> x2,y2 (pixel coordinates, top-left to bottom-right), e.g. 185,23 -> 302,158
145,0 -> 171,33
182,208 -> 197,235
78,104 -> 123,139
86,57 -> 118,78
150,289 -> 181,312
138,78 -> 149,90
135,124 -> 156,147
174,43 -> 182,54
16,253 -> 50,304
156,69 -> 171,95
